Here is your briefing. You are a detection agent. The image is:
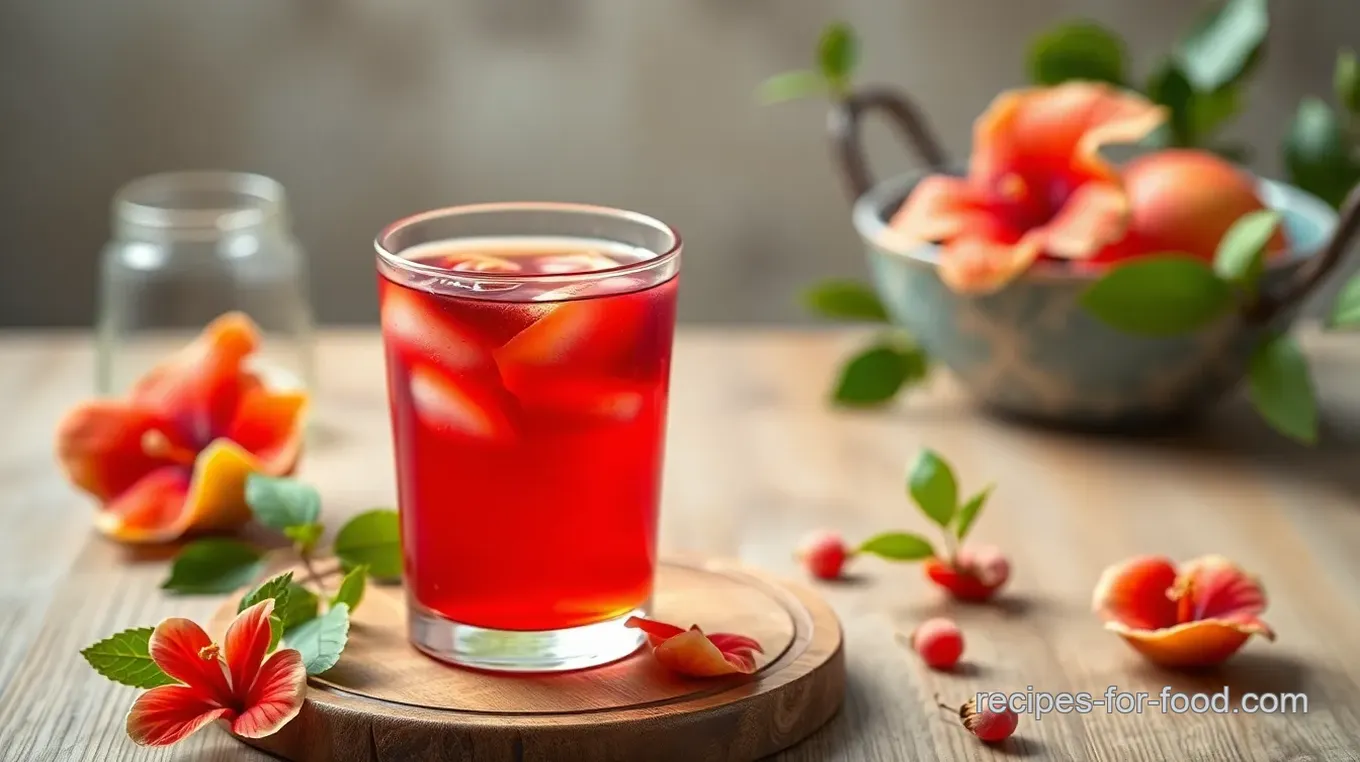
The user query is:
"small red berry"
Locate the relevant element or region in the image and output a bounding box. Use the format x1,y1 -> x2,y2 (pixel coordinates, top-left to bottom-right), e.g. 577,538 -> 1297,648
924,544 -> 1010,601
957,698 -> 1019,743
796,530 -> 849,580
910,617 -> 963,670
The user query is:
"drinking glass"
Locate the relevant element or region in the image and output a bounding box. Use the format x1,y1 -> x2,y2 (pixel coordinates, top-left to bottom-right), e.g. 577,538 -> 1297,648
374,202 -> 681,671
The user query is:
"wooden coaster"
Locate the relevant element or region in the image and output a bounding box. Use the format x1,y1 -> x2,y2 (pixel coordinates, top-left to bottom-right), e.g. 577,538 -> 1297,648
211,558 -> 845,762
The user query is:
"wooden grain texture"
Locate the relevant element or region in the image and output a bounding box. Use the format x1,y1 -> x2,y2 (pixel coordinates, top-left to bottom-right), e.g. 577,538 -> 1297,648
205,559 -> 843,762
2,327 -> 1360,762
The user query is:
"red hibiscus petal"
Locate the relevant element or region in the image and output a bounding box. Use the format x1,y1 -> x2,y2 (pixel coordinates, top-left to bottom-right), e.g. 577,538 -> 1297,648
148,617 -> 234,703
625,616 -> 686,648
54,401 -> 187,503
223,600 -> 275,698
1035,182 -> 1131,260
232,648 -> 307,738
92,467 -> 192,542
224,383 -> 307,474
886,175 -> 993,245
1092,555 -> 1180,631
125,684 -> 234,747
971,82 -> 1165,187
936,233 -> 1043,294
1175,555 -> 1274,638
130,312 -> 260,444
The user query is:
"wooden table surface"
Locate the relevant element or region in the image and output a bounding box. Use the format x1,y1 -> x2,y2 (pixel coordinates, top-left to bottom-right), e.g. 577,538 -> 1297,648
2,328 -> 1360,762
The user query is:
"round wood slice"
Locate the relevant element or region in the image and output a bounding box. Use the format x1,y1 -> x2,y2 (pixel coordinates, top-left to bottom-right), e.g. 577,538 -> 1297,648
211,558 -> 845,762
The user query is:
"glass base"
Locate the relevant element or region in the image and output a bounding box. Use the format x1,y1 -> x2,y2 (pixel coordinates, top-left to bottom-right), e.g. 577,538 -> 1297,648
408,602 -> 648,673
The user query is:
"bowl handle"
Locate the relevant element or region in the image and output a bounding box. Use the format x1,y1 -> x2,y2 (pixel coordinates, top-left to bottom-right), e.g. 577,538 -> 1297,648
828,86 -> 950,204
1246,185 -> 1360,324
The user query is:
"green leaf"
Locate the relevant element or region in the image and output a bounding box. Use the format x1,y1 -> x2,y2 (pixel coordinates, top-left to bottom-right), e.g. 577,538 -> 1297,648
268,616 -> 284,652
1145,62 -> 1196,146
276,582 -> 320,631
285,603 -> 350,675
334,510 -> 403,581
832,341 -> 928,406
757,70 -> 827,104
907,449 -> 958,527
1189,84 -> 1243,141
238,572 -> 294,614
1026,21 -> 1126,86
1213,210 -> 1281,292
331,565 -> 369,612
161,539 -> 265,594
283,523 -> 324,554
246,474 -> 321,532
857,532 -> 936,561
1329,274 -> 1360,328
1249,334 -> 1318,444
953,485 -> 994,542
80,628 -> 175,689
817,22 -> 858,92
1285,97 -> 1360,209
1080,255 -> 1234,337
802,280 -> 889,321
1175,0 -> 1269,92
1335,49 -> 1360,117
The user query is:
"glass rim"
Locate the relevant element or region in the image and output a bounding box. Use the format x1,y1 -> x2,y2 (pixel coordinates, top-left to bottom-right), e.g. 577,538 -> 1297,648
373,201 -> 683,284
114,170 -> 286,233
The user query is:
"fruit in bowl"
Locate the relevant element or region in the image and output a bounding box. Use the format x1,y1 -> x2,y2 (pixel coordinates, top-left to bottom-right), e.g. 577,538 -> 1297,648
762,8 -> 1360,440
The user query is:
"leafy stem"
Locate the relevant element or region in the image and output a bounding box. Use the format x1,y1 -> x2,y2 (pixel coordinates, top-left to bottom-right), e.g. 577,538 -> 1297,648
857,449 -> 995,565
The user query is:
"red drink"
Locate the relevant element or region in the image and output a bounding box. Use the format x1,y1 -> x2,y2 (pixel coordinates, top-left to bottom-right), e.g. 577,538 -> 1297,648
376,207 -> 680,671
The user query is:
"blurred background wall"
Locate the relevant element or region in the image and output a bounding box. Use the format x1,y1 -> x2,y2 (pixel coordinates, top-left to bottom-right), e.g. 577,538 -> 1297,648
2,0 -> 1356,327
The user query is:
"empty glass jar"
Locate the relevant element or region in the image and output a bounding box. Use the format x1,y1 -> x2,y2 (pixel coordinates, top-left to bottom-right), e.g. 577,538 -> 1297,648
96,171 -> 315,395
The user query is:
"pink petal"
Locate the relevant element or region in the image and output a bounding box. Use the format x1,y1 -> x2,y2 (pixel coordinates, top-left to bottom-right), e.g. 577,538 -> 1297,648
1036,182 -> 1131,259
125,684 -> 234,747
936,233 -> 1043,294
232,649 -> 307,738
149,617 -> 233,703
886,175 -> 992,244
224,600 -> 275,698
1177,555 -> 1273,637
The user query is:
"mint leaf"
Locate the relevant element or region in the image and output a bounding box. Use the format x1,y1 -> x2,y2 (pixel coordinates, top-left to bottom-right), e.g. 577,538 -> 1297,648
1080,255 -> 1233,336
1213,210 -> 1281,292
268,616 -> 283,652
1329,274 -> 1360,329
246,474 -> 321,532
1249,334 -> 1318,444
1189,84 -> 1243,142
758,70 -> 827,104
162,539 -> 265,594
953,485 -> 994,542
803,280 -> 889,321
1335,49 -> 1360,117
1285,97 -> 1360,209
1145,62 -> 1196,146
817,22 -> 858,93
908,449 -> 958,527
283,523 -> 324,554
334,510 -> 403,581
1175,0 -> 1268,92
238,572 -> 294,614
1026,21 -> 1126,86
80,628 -> 175,689
857,532 -> 936,561
285,603 -> 350,675
277,582 -> 320,631
833,342 -> 928,406
331,566 -> 368,612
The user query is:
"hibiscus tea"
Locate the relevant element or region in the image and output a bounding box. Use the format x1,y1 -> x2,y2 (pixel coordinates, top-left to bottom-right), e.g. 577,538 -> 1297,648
375,203 -> 680,672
